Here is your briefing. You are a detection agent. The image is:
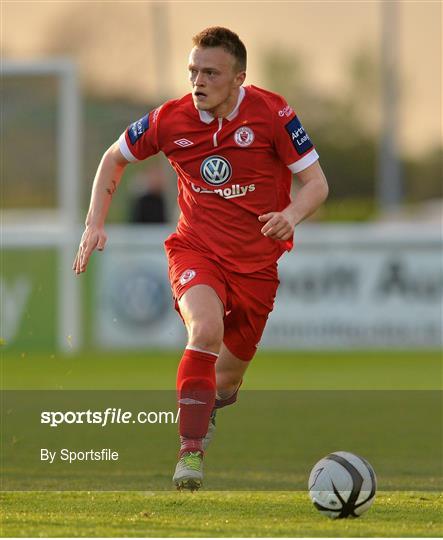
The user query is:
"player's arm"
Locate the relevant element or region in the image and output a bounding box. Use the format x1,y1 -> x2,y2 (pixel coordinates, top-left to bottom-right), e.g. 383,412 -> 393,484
73,142 -> 129,275
259,160 -> 328,241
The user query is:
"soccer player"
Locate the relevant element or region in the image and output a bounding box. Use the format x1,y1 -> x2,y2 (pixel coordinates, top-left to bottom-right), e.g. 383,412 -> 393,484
73,27 -> 329,491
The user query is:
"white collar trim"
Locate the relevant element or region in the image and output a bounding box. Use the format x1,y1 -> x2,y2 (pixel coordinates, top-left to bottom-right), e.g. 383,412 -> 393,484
198,86 -> 245,124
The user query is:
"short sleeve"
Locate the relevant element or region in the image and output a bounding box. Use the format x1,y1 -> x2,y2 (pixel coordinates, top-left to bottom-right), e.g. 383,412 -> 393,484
272,98 -> 319,174
118,108 -> 161,162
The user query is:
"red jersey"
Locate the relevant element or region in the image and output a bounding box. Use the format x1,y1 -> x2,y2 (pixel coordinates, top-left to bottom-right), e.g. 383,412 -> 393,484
119,85 -> 319,273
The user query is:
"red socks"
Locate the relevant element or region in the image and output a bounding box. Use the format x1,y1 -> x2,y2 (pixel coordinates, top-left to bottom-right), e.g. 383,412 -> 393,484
176,347 -> 217,456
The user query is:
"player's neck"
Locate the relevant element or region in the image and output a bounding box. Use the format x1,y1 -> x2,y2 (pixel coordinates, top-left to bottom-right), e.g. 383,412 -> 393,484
207,87 -> 240,119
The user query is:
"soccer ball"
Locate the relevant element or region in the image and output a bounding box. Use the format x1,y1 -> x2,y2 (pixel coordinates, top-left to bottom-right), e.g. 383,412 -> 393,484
308,451 -> 377,519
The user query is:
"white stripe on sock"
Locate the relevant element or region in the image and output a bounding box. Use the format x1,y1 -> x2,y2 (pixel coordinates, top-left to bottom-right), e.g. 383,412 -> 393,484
186,345 -> 219,358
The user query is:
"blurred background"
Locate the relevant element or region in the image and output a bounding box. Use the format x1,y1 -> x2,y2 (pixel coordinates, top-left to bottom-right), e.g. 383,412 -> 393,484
1,0 -> 442,356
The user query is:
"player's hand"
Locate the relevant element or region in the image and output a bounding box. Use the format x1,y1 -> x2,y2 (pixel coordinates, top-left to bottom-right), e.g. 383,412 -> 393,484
258,210 -> 295,241
72,225 -> 107,274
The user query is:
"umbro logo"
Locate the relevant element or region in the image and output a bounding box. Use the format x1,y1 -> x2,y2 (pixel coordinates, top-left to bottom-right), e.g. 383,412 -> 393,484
174,138 -> 194,147
178,398 -> 206,405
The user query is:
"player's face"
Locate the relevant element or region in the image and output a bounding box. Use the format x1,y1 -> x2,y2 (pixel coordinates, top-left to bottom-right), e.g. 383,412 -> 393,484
188,46 -> 246,117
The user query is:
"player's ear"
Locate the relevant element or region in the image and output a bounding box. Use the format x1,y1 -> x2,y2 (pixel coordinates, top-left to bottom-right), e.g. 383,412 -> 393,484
235,70 -> 246,87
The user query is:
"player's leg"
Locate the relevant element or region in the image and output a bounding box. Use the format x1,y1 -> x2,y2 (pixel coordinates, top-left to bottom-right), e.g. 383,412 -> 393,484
202,343 -> 250,450
203,265 -> 279,451
216,342 -> 249,400
173,283 -> 225,490
179,284 -> 224,353
165,240 -> 229,489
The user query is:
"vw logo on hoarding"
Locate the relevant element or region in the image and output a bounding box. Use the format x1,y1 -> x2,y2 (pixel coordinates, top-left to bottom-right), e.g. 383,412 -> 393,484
110,267 -> 168,327
200,155 -> 232,186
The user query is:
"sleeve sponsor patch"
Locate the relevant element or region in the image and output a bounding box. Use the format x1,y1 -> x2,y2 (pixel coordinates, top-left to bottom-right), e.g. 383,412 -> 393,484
128,114 -> 150,145
285,115 -> 313,156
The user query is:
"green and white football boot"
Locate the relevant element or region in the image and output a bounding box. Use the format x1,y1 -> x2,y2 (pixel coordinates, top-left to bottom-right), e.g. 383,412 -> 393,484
173,451 -> 204,491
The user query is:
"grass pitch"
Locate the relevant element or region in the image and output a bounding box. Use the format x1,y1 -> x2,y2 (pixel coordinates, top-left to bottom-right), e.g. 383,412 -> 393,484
2,349 -> 441,390
1,350 -> 441,537
1,491 -> 442,537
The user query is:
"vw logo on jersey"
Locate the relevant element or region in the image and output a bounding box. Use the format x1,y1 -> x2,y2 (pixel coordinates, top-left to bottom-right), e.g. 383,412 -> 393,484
200,155 -> 232,186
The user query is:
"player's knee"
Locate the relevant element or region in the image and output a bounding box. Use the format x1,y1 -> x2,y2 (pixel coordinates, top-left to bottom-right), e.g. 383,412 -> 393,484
188,319 -> 223,352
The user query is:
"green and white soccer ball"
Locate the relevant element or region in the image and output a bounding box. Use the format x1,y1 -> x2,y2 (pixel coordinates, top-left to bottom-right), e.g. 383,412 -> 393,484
308,451 -> 377,519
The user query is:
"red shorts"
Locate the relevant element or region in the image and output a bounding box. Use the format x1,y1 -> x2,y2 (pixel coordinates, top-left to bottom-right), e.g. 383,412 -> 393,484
165,239 -> 279,362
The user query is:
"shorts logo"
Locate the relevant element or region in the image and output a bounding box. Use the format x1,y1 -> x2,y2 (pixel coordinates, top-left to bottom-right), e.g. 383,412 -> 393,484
234,126 -> 254,147
200,155 -> 232,186
128,114 -> 149,145
180,269 -> 196,286
285,115 -> 313,155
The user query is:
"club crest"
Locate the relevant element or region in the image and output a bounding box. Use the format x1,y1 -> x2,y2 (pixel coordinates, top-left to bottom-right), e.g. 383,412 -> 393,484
234,126 -> 254,147
180,269 -> 196,286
